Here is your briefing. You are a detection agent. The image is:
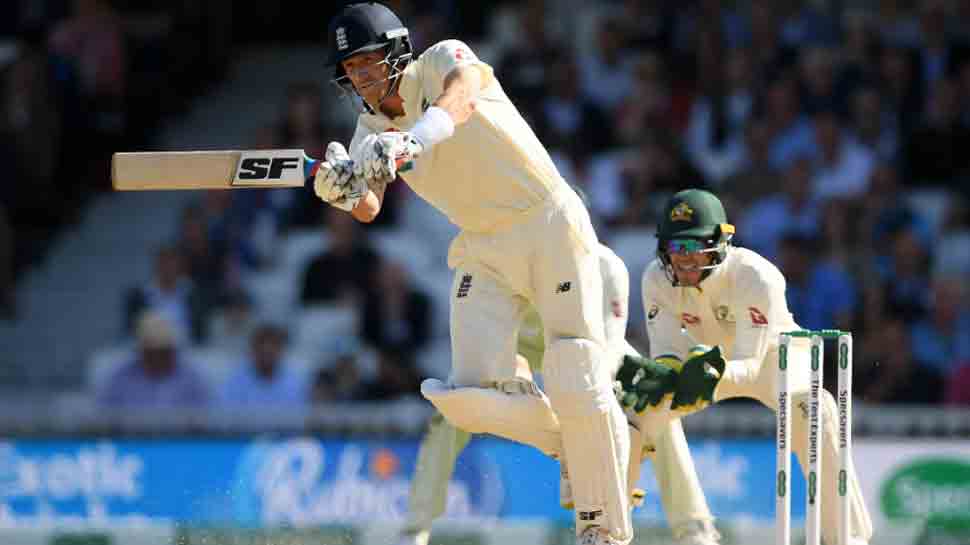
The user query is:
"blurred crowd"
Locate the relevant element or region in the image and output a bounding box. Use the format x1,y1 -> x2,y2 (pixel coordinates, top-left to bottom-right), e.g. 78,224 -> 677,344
5,0 -> 970,411
0,0 -> 232,319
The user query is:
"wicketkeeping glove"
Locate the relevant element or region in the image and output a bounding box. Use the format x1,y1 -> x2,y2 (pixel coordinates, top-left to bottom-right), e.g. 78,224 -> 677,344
614,353 -> 679,414
355,131 -> 423,183
313,142 -> 367,211
670,344 -> 727,414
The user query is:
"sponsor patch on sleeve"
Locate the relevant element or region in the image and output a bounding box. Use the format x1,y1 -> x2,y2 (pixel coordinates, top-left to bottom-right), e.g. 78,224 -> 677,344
748,306 -> 768,326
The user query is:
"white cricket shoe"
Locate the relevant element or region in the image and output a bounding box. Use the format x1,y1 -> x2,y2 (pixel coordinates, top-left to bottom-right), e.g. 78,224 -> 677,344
577,526 -> 625,545
673,520 -> 721,545
394,529 -> 429,545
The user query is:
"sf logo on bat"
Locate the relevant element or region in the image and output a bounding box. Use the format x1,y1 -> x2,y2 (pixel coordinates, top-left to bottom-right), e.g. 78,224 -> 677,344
238,157 -> 299,179
232,149 -> 305,186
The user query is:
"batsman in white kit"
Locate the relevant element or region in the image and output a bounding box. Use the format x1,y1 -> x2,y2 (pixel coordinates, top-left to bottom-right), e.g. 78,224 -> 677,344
613,189 -> 873,545
400,238 -> 720,545
318,3 -> 632,543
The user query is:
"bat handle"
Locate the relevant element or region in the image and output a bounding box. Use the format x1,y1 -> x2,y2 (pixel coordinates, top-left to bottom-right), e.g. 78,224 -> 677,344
395,155 -> 414,173
304,158 -> 320,182
304,156 -> 410,184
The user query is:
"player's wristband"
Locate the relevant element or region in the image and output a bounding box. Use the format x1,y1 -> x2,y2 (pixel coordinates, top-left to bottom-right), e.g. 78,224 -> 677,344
411,106 -> 454,150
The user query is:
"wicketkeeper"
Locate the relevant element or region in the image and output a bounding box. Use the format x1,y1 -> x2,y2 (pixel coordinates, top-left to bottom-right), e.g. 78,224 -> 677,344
615,189 -> 873,545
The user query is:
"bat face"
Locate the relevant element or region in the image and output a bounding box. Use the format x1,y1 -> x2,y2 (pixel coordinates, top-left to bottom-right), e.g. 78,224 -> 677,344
112,149 -> 309,190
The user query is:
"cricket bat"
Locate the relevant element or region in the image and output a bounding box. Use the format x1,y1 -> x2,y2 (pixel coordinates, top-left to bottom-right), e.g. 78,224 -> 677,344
112,148 -> 415,191
111,149 -> 315,191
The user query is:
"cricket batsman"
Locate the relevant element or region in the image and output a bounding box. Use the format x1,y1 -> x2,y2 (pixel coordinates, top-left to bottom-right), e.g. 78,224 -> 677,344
317,4 -> 631,543
615,189 -> 873,545
398,240 -> 720,545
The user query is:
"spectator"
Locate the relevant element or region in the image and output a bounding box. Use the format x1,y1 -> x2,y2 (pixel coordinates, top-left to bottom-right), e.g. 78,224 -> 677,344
49,0 -> 125,101
798,46 -> 840,115
778,1 -> 837,47
207,289 -> 257,355
615,51 -> 675,145
199,190 -> 260,275
857,318 -> 942,405
810,108 -> 875,201
533,52 -> 614,162
761,75 -> 817,171
934,195 -> 970,277
738,155 -> 820,261
405,6 -> 455,53
48,0 -> 126,180
178,204 -> 230,310
878,45 -> 923,134
300,209 -> 381,306
2,39 -> 67,225
493,1 -> 562,122
869,222 -> 933,324
856,164 -> 926,261
746,1 -> 799,83
817,198 -> 856,265
952,1 -> 970,42
217,324 -> 309,407
96,311 -> 211,407
877,0 -> 921,48
913,0 -> 968,99
667,0 -> 747,56
683,47 -> 755,185
720,117 -> 779,210
579,15 -> 636,113
909,275 -> 970,376
614,131 -> 702,227
839,10 -> 882,90
355,349 -> 421,402
778,232 -> 857,333
904,77 -> 970,183
312,353 -> 365,403
617,0 -> 676,52
584,147 -> 634,226
276,80 -> 326,156
361,260 -> 431,358
848,85 -> 901,163
124,244 -> 206,345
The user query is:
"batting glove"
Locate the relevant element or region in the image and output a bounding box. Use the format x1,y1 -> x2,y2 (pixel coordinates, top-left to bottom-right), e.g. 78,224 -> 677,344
355,131 -> 422,183
313,142 -> 366,211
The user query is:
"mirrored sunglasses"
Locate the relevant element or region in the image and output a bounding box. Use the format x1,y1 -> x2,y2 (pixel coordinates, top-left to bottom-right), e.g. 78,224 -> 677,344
665,239 -> 707,254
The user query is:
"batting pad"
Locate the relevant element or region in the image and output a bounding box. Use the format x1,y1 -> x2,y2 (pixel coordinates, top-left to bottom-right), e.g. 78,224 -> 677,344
420,378 -> 563,457
543,339 -> 632,542
790,390 -> 873,545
